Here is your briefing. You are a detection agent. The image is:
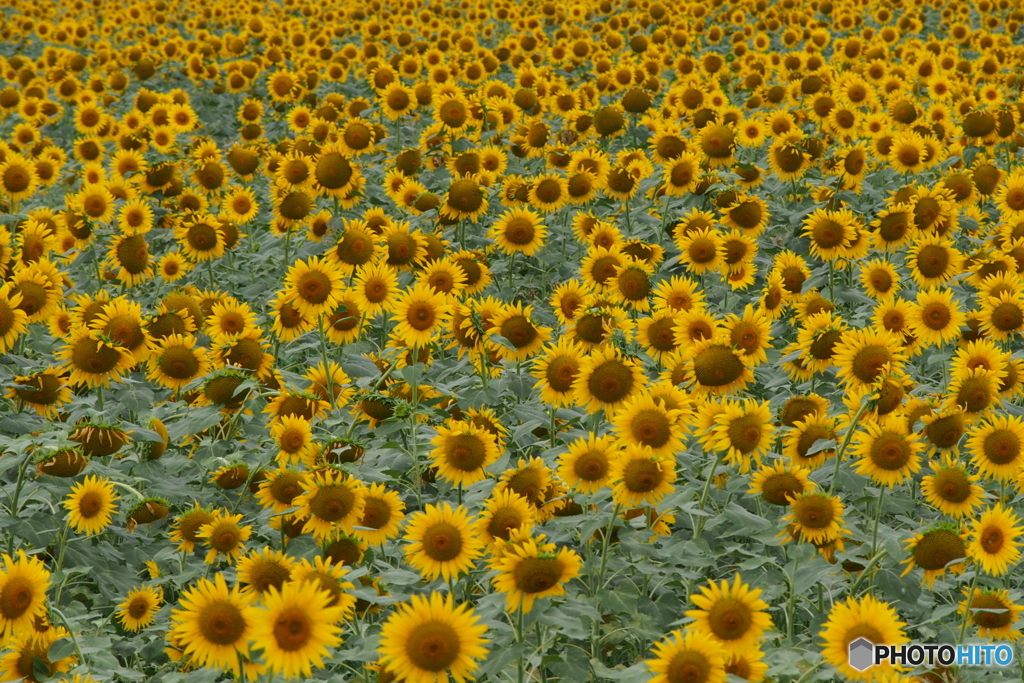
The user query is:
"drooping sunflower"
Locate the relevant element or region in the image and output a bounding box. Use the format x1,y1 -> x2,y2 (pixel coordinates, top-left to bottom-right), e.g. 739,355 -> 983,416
968,504 -> 1023,576
250,580 -> 346,680
377,592 -> 489,683
117,586 -> 162,632
903,504 -> 970,580
686,574 -> 773,657
819,595 -> 908,681
492,536 -> 581,613
403,502 -> 482,582
167,574 -> 258,675
645,630 -> 726,683
63,474 -> 118,536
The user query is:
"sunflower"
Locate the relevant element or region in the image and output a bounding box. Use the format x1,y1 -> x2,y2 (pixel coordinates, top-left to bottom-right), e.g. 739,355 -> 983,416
781,492 -> 846,546
960,587 -> 1023,640
0,625 -> 75,682
609,445 -> 676,507
89,297 -> 154,362
441,174 -> 489,222
492,536 -> 581,612
201,301 -> 257,345
946,367 -> 1002,419
489,302 -> 552,363
611,392 -> 686,457
157,251 -> 191,281
391,283 -> 452,349
271,415 -> 317,467
486,206 -> 547,258
352,261 -> 399,318
900,524 -> 968,588
686,574 -> 773,657
980,291 -> 1024,340
966,414 -> 1024,481
529,339 -> 584,408
683,336 -> 754,397
377,592 -> 489,683
0,284 -> 28,354
196,512 -> 252,565
294,469 -> 368,540
851,418 -> 923,488
831,328 -> 906,390
6,368 -> 73,418
57,328 -> 135,389
404,503 -> 482,581
724,305 -> 772,367
169,504 -> 216,554
475,490 -> 535,547
920,456 -> 986,519
291,556 -> 357,615
284,256 -> 346,318
117,586 -> 162,632
0,551 -> 51,636
675,227 -> 723,275
906,234 -> 963,288
968,504 -> 1023,576
249,580 -> 346,680
167,574 -> 258,675
645,629 -> 726,683
356,483 -> 406,547
662,152 -> 702,196
748,460 -> 814,506
175,213 -> 226,262
802,208 -> 853,261
572,345 -> 646,414
255,469 -> 308,515
887,131 -> 927,173
870,204 -> 916,252
429,421 -> 500,487
820,595 -> 908,681
63,474 -> 118,536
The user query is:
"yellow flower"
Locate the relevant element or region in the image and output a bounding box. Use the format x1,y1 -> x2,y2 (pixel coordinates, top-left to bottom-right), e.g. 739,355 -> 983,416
63,475 -> 118,535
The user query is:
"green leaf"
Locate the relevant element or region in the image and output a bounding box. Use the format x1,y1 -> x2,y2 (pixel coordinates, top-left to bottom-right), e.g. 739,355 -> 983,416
48,637 -> 76,661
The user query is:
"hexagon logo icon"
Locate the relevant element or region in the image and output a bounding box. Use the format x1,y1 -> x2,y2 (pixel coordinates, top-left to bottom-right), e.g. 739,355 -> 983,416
848,637 -> 875,672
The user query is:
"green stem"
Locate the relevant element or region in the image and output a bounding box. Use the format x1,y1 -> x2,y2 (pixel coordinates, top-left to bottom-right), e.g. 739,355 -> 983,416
869,486 -> 886,559
786,556 -> 799,641
317,314 -> 336,411
827,397 -> 871,496
595,503 -> 622,593
516,606 -> 525,683
959,571 -> 979,643
693,451 -> 725,540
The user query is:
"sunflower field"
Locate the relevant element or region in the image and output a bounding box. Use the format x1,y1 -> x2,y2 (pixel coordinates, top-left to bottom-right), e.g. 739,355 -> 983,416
5,0 -> 1024,682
